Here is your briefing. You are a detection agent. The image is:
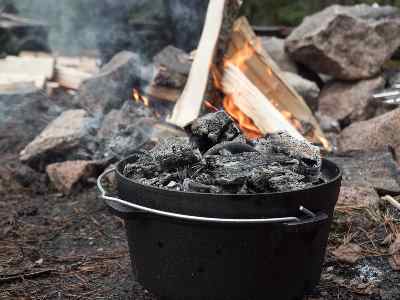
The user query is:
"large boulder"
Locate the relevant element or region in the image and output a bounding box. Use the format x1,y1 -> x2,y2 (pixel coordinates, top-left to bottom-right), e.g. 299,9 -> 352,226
318,76 -> 385,125
261,37 -> 298,73
283,72 -> 320,111
338,108 -> 400,156
77,51 -> 143,114
0,84 -> 63,154
20,109 -> 100,170
285,5 -> 400,80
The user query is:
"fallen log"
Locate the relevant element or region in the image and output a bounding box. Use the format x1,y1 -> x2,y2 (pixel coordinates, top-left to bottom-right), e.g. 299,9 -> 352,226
168,0 -> 241,127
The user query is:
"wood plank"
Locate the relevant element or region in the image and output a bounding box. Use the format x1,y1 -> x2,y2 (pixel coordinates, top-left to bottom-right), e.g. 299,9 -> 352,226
168,0 -> 241,127
226,17 -> 329,148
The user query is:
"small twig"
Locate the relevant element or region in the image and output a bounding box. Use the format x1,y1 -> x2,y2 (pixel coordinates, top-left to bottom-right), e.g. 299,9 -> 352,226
382,195 -> 400,212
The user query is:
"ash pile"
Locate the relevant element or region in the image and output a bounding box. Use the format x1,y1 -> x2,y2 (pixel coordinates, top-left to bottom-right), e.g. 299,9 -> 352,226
123,111 -> 323,194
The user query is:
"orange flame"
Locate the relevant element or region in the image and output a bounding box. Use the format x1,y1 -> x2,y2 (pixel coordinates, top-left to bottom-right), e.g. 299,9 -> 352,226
220,42 -> 263,139
218,40 -> 307,140
133,88 -> 149,107
204,100 -> 219,112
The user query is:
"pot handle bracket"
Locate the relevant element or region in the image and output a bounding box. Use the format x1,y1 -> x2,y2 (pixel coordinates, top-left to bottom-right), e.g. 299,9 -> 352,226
98,168 -> 328,225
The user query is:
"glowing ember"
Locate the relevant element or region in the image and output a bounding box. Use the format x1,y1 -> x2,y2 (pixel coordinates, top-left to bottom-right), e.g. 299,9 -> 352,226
217,40 -> 308,141
223,95 -> 261,139
204,100 -> 219,112
133,88 -> 149,107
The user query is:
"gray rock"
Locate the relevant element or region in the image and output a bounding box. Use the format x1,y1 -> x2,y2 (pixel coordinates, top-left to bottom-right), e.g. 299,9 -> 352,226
96,100 -> 153,141
283,72 -> 320,111
315,112 -> 341,133
77,51 -> 142,114
337,184 -> 380,210
20,109 -> 99,170
46,160 -> 103,194
318,76 -> 385,124
0,84 -> 63,153
338,108 -> 400,156
286,5 -> 400,80
328,148 -> 400,193
261,37 -> 298,73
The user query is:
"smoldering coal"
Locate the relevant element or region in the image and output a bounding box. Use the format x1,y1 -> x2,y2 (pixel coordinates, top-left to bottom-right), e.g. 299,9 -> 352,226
123,111 -> 324,194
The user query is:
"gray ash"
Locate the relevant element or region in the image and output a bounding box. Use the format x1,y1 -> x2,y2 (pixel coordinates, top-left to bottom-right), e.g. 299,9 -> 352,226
123,111 -> 324,194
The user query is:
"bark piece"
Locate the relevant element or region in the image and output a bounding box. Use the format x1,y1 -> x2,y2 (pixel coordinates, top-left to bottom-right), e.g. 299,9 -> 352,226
46,160 -> 101,194
286,5 -> 400,80
319,76 -> 385,125
328,148 -> 400,193
338,108 -> 400,156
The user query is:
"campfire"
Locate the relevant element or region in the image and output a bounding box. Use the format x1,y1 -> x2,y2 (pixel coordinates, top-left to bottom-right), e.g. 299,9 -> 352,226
4,1 -> 400,299
142,1 -> 330,150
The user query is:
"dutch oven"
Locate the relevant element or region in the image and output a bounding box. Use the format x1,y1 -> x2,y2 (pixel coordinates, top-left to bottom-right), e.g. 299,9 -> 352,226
97,155 -> 342,300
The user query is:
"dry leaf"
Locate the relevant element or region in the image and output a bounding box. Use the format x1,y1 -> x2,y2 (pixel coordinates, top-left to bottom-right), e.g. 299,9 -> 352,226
332,243 -> 363,264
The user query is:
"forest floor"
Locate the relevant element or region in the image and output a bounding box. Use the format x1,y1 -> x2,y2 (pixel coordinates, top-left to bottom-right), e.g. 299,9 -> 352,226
0,154 -> 399,300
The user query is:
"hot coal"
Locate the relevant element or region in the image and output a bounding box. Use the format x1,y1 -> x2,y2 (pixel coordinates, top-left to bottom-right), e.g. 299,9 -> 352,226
188,110 -> 245,151
123,111 -> 323,194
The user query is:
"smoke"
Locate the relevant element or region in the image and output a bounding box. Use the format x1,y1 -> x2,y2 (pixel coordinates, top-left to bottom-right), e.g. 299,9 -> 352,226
4,0 -> 208,61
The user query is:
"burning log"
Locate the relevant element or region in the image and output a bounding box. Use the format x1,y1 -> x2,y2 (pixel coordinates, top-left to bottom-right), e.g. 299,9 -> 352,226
168,0 -> 241,127
222,63 -> 304,140
226,17 -> 329,148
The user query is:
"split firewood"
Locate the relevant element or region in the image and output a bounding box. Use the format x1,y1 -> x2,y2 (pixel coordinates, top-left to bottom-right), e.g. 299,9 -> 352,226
168,0 -> 241,127
0,56 -> 54,89
226,17 -> 329,148
222,63 -> 304,140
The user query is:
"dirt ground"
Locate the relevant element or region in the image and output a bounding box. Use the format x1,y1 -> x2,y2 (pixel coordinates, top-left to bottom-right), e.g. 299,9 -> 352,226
0,154 -> 399,300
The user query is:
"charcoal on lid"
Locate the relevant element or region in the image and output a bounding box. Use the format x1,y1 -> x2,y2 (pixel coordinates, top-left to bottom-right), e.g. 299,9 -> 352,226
150,136 -> 201,170
189,110 -> 243,148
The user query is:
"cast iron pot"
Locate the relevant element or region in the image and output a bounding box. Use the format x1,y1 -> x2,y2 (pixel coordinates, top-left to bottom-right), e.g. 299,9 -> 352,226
97,155 -> 342,300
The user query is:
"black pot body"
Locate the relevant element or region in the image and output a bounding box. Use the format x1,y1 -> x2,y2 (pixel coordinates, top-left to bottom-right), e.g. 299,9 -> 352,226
109,158 -> 341,300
